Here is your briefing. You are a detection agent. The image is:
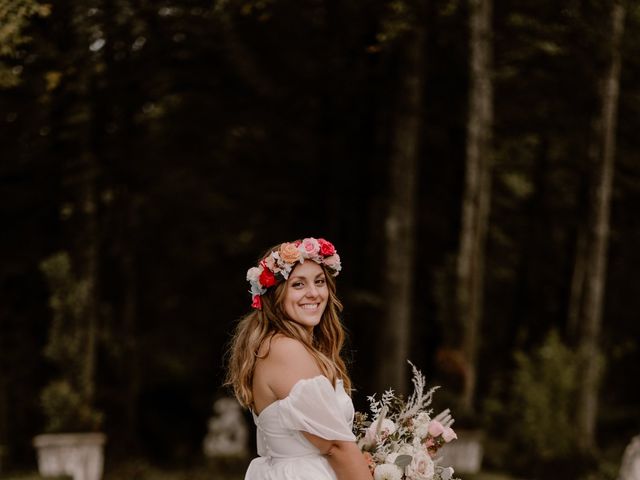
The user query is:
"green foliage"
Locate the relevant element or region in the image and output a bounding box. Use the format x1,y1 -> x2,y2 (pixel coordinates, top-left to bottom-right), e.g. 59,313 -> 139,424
510,330 -> 579,461
40,253 -> 90,368
376,0 -> 418,47
0,0 -> 50,88
40,381 -> 103,433
39,252 -> 102,433
483,330 -> 597,477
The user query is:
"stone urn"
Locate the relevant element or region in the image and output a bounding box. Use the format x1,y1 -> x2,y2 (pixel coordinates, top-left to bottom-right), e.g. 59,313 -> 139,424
33,433 -> 106,480
439,429 -> 483,474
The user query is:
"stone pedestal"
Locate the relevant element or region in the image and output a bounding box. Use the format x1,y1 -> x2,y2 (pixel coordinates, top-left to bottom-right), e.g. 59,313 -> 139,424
33,433 -> 106,480
440,429 -> 483,474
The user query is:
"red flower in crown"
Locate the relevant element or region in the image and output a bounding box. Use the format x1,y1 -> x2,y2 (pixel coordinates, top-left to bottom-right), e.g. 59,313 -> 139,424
318,238 -> 336,256
251,295 -> 262,310
259,268 -> 276,288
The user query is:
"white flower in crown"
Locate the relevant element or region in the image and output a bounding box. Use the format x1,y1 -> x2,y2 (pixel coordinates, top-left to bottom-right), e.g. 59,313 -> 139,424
250,282 -> 266,297
373,463 -> 403,480
246,266 -> 262,284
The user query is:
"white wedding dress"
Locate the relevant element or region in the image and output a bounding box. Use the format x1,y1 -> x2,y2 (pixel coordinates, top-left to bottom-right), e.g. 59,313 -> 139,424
245,375 -> 356,480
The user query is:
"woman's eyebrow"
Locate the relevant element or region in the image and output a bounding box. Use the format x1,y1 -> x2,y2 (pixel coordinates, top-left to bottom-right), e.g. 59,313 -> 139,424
289,273 -> 326,280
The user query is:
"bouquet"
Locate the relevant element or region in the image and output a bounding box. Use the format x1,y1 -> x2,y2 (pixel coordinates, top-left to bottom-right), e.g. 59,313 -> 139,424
354,362 -> 460,480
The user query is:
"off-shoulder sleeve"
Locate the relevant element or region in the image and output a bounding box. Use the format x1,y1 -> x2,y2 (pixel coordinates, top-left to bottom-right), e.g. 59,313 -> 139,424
278,376 -> 356,442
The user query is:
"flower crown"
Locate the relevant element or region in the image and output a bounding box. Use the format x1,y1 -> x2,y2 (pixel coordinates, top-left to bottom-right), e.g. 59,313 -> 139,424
246,237 -> 341,310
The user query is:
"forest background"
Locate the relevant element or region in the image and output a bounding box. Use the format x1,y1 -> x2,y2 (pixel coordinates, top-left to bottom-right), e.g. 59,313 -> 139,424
1,0 -> 639,479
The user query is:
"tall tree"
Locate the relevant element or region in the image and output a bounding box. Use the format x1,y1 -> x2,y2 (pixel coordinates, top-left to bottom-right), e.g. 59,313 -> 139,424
0,0 -> 50,87
379,22 -> 425,394
456,0 -> 493,414
0,0 -> 50,465
49,0 -> 105,414
573,0 -> 625,453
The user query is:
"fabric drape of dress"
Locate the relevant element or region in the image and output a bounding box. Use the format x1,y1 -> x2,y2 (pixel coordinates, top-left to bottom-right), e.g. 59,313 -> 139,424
245,375 -> 356,480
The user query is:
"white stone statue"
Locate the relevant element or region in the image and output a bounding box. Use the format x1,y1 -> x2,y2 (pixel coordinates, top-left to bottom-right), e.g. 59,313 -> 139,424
620,435 -> 640,480
203,397 -> 248,459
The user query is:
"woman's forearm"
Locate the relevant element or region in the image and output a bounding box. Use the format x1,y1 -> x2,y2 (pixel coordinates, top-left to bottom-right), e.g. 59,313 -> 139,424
326,441 -> 373,480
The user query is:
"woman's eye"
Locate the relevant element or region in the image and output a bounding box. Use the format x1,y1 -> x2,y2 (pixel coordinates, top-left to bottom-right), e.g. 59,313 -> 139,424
293,282 -> 303,288
315,279 -> 326,285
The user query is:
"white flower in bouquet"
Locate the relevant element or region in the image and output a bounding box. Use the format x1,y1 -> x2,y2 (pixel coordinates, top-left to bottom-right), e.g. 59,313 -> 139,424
385,452 -> 398,464
406,450 -> 435,480
413,412 -> 432,439
397,443 -> 416,456
374,463 -> 404,480
365,418 -> 397,446
442,427 -> 457,443
440,467 -> 455,480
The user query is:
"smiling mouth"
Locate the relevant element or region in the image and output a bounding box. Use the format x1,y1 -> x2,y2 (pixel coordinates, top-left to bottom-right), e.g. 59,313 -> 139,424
300,303 -> 320,310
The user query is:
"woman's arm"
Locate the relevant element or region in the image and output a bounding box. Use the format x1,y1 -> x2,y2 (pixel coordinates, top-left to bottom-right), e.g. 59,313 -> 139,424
303,433 -> 373,480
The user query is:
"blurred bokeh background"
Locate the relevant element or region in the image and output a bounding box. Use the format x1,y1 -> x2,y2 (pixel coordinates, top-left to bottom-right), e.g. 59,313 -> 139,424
1,0 -> 639,479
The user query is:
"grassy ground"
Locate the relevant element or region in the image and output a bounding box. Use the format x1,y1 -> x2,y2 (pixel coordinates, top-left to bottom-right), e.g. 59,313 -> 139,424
0,469 -> 518,480
464,474 -> 519,480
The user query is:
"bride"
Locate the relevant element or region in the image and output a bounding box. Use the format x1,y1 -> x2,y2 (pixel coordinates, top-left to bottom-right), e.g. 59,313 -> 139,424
226,237 -> 372,480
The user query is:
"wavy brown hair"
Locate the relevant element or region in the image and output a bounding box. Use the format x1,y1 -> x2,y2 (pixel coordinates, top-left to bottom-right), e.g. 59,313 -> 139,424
225,245 -> 351,409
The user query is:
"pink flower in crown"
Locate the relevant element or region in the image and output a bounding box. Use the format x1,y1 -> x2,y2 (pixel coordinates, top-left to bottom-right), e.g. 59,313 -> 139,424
318,238 -> 336,256
442,427 -> 457,443
299,238 -> 320,259
323,253 -> 341,273
428,420 -> 444,437
279,242 -> 301,264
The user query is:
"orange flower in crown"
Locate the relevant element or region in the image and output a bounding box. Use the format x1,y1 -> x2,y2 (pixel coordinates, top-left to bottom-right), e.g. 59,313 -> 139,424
246,237 -> 341,309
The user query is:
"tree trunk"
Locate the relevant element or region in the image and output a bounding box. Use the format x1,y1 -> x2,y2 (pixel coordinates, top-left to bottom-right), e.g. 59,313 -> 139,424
122,194 -> 141,449
79,163 -> 100,406
457,0 -> 493,415
575,0 -> 625,453
63,0 -> 103,407
379,26 -> 425,395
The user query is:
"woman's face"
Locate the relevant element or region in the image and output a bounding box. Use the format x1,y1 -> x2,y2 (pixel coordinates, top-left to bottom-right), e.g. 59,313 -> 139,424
283,261 -> 328,332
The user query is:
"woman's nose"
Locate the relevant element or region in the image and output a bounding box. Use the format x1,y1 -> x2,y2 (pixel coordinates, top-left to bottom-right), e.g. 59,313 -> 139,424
305,284 -> 319,297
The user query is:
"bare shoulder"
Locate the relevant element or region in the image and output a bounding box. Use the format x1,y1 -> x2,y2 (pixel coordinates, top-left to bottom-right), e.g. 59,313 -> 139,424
262,334 -> 322,399
268,334 -> 310,357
